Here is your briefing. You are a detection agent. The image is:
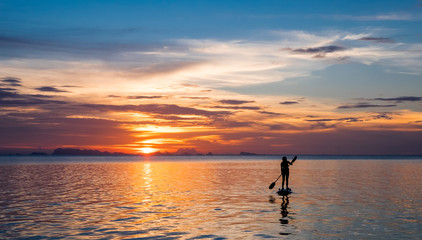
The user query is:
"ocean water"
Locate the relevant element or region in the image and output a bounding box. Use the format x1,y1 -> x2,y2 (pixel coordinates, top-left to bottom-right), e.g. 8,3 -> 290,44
0,156 -> 420,239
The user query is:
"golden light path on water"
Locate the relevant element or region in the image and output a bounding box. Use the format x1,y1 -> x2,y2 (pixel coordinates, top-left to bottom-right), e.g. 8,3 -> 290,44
0,157 -> 420,239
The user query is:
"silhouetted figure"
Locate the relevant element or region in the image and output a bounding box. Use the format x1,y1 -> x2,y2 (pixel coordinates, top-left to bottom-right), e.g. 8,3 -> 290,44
280,156 -> 297,191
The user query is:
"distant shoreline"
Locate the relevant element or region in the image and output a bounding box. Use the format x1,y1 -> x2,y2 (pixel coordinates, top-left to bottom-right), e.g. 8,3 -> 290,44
1,154 -> 422,159
2,148 -> 422,158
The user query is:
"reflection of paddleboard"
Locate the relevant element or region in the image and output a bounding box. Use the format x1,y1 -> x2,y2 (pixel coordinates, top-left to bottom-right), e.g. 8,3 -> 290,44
277,188 -> 292,196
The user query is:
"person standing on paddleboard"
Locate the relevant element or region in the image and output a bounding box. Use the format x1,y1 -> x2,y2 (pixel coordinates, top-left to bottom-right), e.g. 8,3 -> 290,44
280,156 -> 296,191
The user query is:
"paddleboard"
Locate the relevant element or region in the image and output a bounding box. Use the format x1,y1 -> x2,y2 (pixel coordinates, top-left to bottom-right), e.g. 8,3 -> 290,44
277,188 -> 292,196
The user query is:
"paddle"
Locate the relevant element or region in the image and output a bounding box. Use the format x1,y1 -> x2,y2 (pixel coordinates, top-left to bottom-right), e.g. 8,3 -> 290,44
268,174 -> 282,189
291,156 -> 297,164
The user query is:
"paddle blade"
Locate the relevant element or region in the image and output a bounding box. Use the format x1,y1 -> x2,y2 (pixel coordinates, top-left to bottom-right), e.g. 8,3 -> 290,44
291,156 -> 297,164
269,182 -> 276,189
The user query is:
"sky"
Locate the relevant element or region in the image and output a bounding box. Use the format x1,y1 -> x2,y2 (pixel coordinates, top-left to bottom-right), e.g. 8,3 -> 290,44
1,0 -> 422,155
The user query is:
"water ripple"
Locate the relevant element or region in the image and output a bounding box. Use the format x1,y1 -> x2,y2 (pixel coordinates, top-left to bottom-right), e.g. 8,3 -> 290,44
0,158 -> 421,239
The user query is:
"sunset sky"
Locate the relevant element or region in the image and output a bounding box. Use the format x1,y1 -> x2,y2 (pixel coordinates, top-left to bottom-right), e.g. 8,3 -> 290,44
1,0 -> 422,155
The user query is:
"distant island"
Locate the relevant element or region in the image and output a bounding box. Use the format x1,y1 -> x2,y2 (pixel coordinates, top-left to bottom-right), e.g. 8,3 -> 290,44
0,148 -> 134,156
52,148 -> 130,156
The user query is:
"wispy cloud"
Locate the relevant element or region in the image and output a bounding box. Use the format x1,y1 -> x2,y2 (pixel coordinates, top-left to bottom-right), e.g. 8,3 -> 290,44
181,96 -> 211,100
306,117 -> 362,123
219,99 -> 255,105
328,12 -> 421,21
280,101 -> 299,105
371,96 -> 422,102
128,96 -> 164,99
35,86 -> 69,93
372,112 -> 394,120
259,110 -> 281,115
1,77 -> 22,86
212,106 -> 261,110
358,37 -> 395,43
291,45 -> 346,54
338,103 -> 397,109
0,88 -> 68,106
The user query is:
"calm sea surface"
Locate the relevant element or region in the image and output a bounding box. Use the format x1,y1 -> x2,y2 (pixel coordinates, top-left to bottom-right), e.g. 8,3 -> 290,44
0,156 -> 421,239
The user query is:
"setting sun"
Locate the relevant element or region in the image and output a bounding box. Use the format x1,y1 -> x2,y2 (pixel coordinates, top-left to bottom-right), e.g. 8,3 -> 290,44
139,147 -> 156,154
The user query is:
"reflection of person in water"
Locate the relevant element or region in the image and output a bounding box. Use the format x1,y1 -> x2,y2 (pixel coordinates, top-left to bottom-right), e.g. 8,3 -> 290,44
280,196 -> 289,224
269,195 -> 292,234
280,156 -> 296,191
280,196 -> 289,219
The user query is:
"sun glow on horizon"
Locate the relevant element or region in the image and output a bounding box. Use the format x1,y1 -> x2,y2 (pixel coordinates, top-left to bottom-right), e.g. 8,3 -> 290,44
138,147 -> 157,154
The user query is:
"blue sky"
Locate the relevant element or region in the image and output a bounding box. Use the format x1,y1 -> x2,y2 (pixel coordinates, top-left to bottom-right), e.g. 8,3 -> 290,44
2,0 -> 421,41
0,0 -> 421,154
